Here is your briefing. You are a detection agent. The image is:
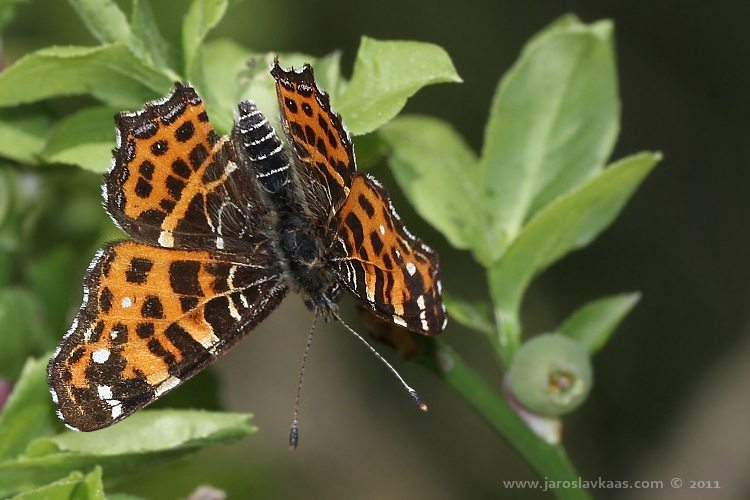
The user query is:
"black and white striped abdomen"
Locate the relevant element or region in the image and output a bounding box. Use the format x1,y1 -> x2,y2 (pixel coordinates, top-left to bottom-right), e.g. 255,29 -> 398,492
233,101 -> 291,195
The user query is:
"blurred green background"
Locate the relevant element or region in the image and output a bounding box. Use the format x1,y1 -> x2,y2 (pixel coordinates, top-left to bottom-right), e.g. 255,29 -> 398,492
3,0 -> 748,498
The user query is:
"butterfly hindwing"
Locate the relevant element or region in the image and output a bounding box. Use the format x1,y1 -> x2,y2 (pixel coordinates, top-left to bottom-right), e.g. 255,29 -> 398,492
48,241 -> 287,431
107,83 -> 271,253
332,174 -> 447,334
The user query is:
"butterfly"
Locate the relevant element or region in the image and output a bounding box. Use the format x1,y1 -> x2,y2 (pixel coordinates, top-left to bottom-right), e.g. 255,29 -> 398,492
47,59 -> 447,438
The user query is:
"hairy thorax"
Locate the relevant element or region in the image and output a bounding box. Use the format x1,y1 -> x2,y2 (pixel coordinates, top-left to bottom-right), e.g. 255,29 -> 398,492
277,212 -> 342,316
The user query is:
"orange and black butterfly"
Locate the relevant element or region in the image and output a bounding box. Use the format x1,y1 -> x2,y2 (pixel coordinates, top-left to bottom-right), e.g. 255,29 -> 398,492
47,60 -> 447,436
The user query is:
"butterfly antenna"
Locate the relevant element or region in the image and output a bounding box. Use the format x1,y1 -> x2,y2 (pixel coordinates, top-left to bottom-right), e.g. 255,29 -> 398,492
333,311 -> 428,412
289,314 -> 318,450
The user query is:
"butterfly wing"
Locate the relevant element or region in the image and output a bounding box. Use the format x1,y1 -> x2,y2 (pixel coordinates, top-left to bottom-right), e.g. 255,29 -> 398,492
270,61 -> 356,214
106,83 -> 270,253
332,174 -> 447,334
48,241 -> 288,431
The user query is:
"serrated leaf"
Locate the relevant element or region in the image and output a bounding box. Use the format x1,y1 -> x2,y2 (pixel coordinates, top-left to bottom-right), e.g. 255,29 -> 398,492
380,115 -> 490,260
0,106 -> 53,164
41,106 -> 119,172
336,37 -> 461,135
0,356 -> 57,462
0,44 -> 173,108
559,293 -> 641,354
488,152 -> 659,361
0,410 -> 255,497
481,17 -> 620,259
68,0 -> 131,46
130,0 -> 178,75
8,467 -> 104,500
182,0 -> 230,81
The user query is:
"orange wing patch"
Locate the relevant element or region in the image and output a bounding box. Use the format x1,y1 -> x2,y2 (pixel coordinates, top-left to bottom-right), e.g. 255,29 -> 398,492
48,241 -> 287,431
271,61 -> 355,211
333,174 -> 447,334
106,84 -> 267,253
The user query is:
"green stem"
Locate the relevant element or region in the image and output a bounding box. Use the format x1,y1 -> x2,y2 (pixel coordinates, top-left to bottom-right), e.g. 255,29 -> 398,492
414,338 -> 593,500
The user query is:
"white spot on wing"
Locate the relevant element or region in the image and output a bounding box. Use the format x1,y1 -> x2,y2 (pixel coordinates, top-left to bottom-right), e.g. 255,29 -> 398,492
158,230 -> 174,248
97,385 -> 113,400
379,225 -> 386,235
50,389 -> 59,404
155,375 -> 181,397
227,297 -> 242,321
406,262 -> 417,276
92,348 -> 110,364
121,297 -> 132,308
421,318 -> 429,331
393,315 -> 407,327
216,236 -> 224,250
417,295 -> 426,310
111,404 -> 122,419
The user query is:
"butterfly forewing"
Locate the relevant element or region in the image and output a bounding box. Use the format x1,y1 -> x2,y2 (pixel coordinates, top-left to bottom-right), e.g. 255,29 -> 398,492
271,62 -> 356,212
332,174 -> 447,334
107,83 -> 270,253
48,241 -> 287,431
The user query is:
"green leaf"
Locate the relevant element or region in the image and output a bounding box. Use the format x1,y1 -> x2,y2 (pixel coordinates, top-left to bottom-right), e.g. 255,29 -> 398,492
41,106 -> 119,172
41,410 -> 255,455
130,0 -> 178,76
380,115 -> 490,260
442,293 -> 496,339
182,0 -> 230,81
481,17 -> 620,259
68,0 -> 132,46
0,106 -> 53,164
0,289 -> 47,380
0,356 -> 57,462
199,38 -> 263,134
0,410 -> 255,497
106,495 -> 145,500
8,467 -> 104,500
488,152 -> 660,361
337,37 -> 461,135
0,44 -> 173,108
559,292 -> 641,354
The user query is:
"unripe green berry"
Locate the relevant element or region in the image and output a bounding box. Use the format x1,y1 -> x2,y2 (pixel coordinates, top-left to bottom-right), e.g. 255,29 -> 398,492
507,333 -> 593,417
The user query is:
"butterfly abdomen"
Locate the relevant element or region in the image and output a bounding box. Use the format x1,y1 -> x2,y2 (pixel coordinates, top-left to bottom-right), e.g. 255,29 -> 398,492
234,101 -> 291,196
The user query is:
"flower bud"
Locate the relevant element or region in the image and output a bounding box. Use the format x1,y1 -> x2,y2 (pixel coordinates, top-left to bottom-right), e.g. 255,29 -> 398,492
507,333 -> 593,417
